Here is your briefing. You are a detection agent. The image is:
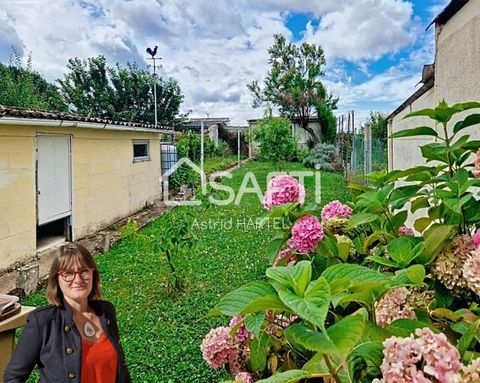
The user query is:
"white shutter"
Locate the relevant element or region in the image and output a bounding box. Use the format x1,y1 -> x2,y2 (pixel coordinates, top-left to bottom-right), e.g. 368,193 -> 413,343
37,135 -> 72,225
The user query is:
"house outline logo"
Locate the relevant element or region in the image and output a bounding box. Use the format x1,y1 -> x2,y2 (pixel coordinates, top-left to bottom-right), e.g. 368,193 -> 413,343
161,157 -> 207,206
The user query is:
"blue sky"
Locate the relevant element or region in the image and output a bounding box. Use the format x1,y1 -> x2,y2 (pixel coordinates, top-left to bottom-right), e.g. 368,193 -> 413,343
0,0 -> 450,126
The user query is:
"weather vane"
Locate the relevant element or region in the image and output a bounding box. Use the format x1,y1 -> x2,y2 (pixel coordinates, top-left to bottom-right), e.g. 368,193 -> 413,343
146,45 -> 161,126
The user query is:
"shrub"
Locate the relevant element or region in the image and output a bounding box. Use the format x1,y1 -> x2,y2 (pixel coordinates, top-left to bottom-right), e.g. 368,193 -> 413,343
253,116 -> 297,162
303,143 -> 342,172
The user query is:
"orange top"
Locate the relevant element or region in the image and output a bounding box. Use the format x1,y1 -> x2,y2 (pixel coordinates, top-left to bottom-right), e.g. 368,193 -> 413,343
81,334 -> 118,383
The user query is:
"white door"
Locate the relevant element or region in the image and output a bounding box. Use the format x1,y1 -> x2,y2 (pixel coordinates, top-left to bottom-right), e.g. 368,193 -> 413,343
37,135 -> 72,225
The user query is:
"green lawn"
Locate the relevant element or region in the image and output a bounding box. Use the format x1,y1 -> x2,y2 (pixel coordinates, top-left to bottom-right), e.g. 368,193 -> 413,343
22,161 -> 349,382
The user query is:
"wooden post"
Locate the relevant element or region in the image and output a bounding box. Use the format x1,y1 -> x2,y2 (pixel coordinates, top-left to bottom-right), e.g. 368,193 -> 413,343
0,306 -> 35,380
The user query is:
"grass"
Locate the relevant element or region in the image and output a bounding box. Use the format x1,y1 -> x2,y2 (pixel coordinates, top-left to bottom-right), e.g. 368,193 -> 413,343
21,161 -> 349,382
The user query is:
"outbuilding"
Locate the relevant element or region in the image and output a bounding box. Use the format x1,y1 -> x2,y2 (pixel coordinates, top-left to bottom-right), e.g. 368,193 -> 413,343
0,106 -> 172,271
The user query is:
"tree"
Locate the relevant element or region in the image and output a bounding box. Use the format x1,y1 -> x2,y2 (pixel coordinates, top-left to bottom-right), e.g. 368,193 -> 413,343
58,56 -> 183,125
248,34 -> 338,144
0,49 -> 66,111
362,111 -> 388,141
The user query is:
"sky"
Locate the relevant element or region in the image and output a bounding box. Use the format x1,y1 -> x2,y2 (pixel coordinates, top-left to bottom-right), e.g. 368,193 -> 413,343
0,0 -> 451,127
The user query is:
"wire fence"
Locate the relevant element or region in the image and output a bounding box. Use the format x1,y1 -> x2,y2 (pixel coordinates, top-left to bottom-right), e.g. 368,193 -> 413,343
336,112 -> 388,180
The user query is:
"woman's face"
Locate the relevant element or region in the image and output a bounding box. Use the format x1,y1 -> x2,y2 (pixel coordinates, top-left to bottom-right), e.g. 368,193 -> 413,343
58,260 -> 94,303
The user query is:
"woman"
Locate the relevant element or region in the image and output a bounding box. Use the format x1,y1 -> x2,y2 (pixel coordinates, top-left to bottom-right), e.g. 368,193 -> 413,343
4,243 -> 131,383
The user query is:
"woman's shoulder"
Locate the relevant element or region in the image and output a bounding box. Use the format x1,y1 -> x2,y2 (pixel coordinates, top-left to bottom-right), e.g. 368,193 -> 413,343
28,304 -> 61,323
92,299 -> 117,316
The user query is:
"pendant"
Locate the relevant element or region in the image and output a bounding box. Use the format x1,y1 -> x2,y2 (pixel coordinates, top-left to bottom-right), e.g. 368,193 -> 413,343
84,321 -> 97,338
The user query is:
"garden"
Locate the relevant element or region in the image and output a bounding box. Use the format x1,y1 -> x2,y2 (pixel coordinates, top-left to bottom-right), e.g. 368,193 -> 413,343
21,101 -> 480,382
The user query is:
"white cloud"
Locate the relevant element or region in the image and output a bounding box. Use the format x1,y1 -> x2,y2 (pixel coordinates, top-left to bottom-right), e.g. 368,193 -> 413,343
0,0 -> 429,126
303,0 -> 418,61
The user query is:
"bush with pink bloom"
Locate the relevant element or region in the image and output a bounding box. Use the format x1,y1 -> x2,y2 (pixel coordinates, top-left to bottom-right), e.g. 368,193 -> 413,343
229,316 -> 249,343
263,175 -> 305,211
273,248 -> 297,266
374,328 -> 461,383
288,215 -> 324,254
463,249 -> 480,296
201,327 -> 239,369
398,226 -> 415,236
321,200 -> 353,222
473,149 -> 480,179
235,371 -> 254,383
472,229 -> 480,250
375,287 -> 416,328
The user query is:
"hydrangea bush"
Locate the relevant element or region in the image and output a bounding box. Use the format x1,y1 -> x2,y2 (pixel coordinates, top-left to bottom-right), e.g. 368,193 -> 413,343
202,101 -> 480,382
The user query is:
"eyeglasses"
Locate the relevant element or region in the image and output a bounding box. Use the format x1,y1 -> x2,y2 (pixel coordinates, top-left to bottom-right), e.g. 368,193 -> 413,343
57,268 -> 94,282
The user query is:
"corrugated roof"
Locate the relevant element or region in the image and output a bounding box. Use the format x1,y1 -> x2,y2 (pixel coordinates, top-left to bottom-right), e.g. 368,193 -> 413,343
176,117 -> 230,131
0,105 -> 174,131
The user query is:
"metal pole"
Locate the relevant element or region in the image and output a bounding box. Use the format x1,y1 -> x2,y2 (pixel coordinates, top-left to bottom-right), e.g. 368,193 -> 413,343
237,127 -> 241,165
200,120 -> 204,181
153,57 -> 158,126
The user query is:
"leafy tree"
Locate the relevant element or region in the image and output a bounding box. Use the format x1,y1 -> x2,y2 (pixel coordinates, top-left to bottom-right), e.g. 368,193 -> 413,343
363,111 -> 388,141
58,55 -> 183,125
248,34 -> 338,144
253,113 -> 298,162
0,49 -> 66,111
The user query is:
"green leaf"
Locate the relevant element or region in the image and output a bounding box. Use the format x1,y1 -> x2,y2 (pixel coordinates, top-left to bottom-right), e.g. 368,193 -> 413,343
386,319 -> 439,337
285,315 -> 365,360
423,224 -> 455,256
214,281 -> 287,316
278,277 -> 331,329
403,109 -> 437,120
245,312 -> 265,338
266,260 -> 312,296
387,237 -> 414,267
405,264 -> 426,284
284,324 -> 337,354
327,315 -> 366,358
457,320 -> 480,360
249,332 -> 270,372
414,217 -> 432,233
411,197 -> 430,213
421,143 -> 448,163
347,213 -> 378,229
390,126 -> 438,139
256,370 -> 312,383
322,264 -> 390,285
267,238 -> 286,263
365,255 -> 398,268
348,341 -> 383,381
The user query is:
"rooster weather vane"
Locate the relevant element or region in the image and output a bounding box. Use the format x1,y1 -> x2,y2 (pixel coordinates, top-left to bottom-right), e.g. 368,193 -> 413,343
146,45 -> 158,58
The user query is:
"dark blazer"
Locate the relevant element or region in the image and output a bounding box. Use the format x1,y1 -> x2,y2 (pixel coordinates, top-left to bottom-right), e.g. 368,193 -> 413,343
4,300 -> 131,383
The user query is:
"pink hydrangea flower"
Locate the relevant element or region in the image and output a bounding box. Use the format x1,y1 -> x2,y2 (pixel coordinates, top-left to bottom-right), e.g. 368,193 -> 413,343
288,215 -> 324,254
463,249 -> 480,296
321,200 -> 353,222
266,311 -> 297,336
229,316 -> 249,343
452,235 -> 474,260
374,328 -> 461,383
462,357 -> 480,382
473,149 -> 480,179
398,226 -> 415,236
235,372 -> 254,383
273,248 -> 297,266
472,229 -> 480,250
375,287 -> 416,328
263,175 -> 305,210
201,327 -> 238,369
416,328 -> 461,383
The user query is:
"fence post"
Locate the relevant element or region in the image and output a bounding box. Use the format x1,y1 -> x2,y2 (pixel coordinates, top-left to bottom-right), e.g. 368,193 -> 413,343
364,123 -> 372,174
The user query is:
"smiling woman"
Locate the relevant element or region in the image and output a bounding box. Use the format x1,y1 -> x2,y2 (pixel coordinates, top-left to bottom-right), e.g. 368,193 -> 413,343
4,243 -> 131,383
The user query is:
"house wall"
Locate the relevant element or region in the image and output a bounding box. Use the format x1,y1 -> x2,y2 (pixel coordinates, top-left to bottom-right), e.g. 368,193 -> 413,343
388,1 -> 480,170
0,124 -> 161,271
388,87 -> 436,171
0,125 -> 36,270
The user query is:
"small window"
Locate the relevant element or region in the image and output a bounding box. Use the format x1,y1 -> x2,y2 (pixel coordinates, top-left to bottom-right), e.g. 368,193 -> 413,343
133,140 -> 150,162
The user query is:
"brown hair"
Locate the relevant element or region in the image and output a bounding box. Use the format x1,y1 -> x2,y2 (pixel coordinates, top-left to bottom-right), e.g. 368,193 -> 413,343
46,242 -> 102,306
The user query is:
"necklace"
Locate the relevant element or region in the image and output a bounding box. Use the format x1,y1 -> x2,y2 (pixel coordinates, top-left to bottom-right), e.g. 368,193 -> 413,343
84,321 -> 97,338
